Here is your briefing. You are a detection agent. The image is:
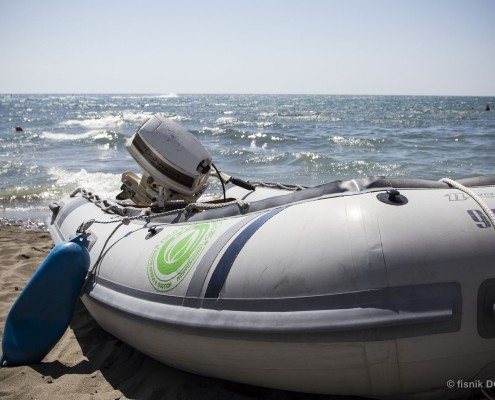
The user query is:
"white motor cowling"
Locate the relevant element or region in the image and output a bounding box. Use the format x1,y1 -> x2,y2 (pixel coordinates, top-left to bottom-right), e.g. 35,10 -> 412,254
122,115 -> 212,205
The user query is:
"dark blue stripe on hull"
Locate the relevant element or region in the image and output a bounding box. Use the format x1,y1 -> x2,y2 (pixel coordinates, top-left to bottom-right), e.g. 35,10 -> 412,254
204,207 -> 284,299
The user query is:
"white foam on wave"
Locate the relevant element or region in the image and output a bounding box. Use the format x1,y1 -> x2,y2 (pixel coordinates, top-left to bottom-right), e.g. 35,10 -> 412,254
247,132 -> 268,139
121,112 -> 153,123
329,135 -> 375,147
48,167 -> 122,199
40,130 -> 122,142
259,112 -> 277,118
201,126 -> 227,135
41,130 -> 102,141
51,112 -> 188,142
61,112 -> 152,130
216,116 -> 239,124
0,168 -> 125,220
62,115 -> 124,129
168,115 -> 188,121
294,151 -> 321,161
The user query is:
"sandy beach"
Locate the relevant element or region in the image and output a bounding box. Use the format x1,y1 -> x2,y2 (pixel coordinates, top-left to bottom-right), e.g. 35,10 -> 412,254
0,226 -> 341,400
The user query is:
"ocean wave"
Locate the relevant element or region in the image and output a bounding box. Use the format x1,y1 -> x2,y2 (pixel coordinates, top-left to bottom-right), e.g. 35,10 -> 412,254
0,168 -> 122,208
48,167 -> 122,199
244,153 -> 290,165
258,112 -> 278,118
329,160 -> 402,176
195,127 -> 246,139
62,115 -> 124,129
214,116 -> 272,128
198,127 -> 227,135
329,135 -> 377,148
289,158 -> 404,184
167,115 -> 188,121
61,112 -> 151,130
0,160 -> 41,178
0,185 -> 55,204
216,116 -> 239,124
238,150 -> 402,180
40,130 -> 125,143
58,111 -> 185,130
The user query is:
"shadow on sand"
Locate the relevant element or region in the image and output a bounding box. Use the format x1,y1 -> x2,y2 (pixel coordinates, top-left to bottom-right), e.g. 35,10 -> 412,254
32,299 -> 360,400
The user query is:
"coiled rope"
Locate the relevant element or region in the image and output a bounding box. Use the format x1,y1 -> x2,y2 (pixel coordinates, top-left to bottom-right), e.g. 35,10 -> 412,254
440,178 -> 495,229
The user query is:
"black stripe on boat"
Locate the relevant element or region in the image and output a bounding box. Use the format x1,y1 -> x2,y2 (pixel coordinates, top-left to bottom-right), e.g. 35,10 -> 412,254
204,207 -> 284,299
183,213 -> 261,306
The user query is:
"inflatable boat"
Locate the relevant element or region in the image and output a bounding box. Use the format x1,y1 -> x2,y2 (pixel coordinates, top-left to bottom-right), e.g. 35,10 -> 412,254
47,116 -> 495,399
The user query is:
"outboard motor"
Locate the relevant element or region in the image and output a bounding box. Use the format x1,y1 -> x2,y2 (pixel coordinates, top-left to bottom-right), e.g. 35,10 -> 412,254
118,115 -> 212,207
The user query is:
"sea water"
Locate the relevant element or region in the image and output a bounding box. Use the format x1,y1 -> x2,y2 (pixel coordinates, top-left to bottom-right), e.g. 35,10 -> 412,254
1,94 -> 494,227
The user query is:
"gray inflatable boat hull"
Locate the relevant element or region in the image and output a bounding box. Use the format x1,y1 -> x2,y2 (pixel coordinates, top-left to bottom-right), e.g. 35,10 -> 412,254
48,176 -> 495,399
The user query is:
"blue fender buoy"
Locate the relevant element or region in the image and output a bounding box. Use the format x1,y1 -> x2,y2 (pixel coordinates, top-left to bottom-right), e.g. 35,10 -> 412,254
1,234 -> 90,367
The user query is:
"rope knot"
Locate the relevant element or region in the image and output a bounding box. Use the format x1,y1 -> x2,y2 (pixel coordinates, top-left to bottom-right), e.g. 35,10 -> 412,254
121,217 -> 131,225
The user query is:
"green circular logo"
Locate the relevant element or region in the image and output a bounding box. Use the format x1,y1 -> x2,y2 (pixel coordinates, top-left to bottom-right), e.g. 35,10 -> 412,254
156,224 -> 209,275
148,222 -> 220,292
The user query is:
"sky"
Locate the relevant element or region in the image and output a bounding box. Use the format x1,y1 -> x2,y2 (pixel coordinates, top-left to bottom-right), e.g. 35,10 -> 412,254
0,0 -> 494,96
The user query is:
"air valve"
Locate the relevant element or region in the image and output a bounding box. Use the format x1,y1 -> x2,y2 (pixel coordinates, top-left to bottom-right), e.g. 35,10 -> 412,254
377,189 -> 408,206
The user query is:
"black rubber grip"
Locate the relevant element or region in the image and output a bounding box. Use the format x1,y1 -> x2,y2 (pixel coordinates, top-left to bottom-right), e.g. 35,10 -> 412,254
230,177 -> 255,191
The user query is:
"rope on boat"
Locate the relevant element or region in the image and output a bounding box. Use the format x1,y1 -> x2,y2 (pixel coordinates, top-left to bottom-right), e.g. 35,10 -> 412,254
253,182 -> 306,191
440,178 -> 495,229
80,221 -> 124,294
71,188 -> 250,291
71,188 -> 250,226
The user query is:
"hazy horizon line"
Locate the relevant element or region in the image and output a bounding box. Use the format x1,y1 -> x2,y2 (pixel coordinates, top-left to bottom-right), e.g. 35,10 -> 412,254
2,92 -> 494,98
